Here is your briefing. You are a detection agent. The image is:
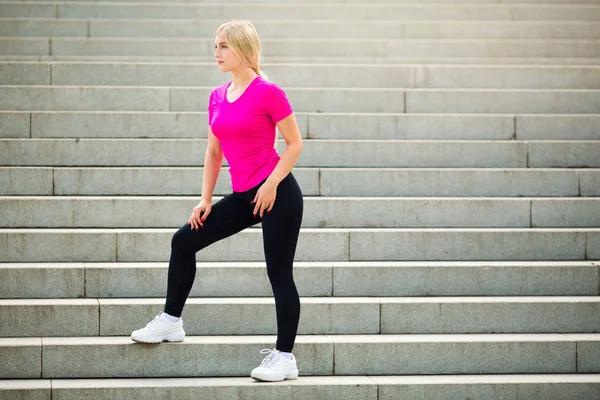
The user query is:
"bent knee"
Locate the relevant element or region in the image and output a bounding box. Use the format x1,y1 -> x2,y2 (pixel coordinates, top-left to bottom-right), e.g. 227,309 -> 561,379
171,226 -> 193,253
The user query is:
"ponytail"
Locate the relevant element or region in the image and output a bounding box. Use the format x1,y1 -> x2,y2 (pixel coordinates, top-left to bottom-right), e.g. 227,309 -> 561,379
252,66 -> 267,79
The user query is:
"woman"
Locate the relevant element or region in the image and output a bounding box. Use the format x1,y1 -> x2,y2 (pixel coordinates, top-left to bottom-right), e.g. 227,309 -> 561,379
131,20 -> 304,383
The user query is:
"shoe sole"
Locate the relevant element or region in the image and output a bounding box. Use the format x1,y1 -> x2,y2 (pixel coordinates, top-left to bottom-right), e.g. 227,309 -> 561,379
251,369 -> 299,382
131,331 -> 185,344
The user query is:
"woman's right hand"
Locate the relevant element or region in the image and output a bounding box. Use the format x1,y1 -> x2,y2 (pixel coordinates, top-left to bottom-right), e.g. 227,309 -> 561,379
188,198 -> 212,231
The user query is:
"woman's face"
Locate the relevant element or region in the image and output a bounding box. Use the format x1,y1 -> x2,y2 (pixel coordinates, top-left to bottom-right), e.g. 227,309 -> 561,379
214,32 -> 241,73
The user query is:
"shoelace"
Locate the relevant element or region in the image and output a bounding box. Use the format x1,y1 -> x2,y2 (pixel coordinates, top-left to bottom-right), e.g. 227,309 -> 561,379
259,348 -> 280,368
145,315 -> 161,328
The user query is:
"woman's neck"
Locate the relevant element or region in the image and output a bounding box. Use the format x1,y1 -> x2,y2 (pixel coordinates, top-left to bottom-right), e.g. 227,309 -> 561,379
230,68 -> 259,90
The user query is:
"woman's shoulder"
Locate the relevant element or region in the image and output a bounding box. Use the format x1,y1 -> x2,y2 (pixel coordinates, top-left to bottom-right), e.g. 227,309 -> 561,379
254,76 -> 282,91
210,81 -> 229,98
253,77 -> 288,100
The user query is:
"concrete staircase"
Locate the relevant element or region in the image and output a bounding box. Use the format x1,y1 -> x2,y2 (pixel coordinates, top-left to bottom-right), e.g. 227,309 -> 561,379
1,0 -> 600,398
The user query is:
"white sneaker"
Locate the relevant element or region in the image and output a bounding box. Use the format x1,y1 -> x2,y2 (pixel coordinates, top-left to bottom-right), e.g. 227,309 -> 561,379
130,312 -> 185,344
251,348 -> 299,382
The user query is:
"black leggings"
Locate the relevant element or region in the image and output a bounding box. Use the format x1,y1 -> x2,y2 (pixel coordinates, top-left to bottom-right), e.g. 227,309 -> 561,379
164,172 -> 303,353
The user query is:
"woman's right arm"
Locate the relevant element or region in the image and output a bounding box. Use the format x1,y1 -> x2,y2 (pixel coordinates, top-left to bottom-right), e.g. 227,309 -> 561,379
189,128 -> 223,230
201,128 -> 224,203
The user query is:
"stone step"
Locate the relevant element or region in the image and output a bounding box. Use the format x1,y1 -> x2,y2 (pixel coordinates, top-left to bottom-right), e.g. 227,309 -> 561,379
3,54 -> 600,65
3,334 -> 600,378
5,62 -> 600,89
0,166 -> 321,196
4,0 -> 600,3
2,258 -> 581,301
0,228 -> 598,263
2,261 -> 597,299
3,0 -> 600,3
3,166 -> 597,197
2,2 -> 599,21
3,297 -> 600,337
4,37 -> 600,58
4,18 -> 600,39
2,86 -> 600,114
3,138 -> 600,168
2,196 -> 600,229
317,168 -> 599,197
3,375 -> 600,400
3,111 -> 600,141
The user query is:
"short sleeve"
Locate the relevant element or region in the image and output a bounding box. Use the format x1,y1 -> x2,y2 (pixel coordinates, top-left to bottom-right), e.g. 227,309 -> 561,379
265,84 -> 293,123
207,90 -> 215,126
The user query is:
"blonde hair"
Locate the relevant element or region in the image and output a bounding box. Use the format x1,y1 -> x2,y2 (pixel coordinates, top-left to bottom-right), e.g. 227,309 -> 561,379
216,20 -> 266,79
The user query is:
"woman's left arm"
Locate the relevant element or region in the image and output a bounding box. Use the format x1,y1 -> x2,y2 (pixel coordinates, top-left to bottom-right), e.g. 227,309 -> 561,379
252,113 -> 303,217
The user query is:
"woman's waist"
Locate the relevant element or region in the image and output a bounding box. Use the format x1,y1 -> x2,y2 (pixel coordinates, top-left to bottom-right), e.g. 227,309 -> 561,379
225,149 -> 279,170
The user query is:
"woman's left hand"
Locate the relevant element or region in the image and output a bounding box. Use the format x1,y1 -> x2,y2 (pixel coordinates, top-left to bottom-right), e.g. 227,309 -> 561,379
252,180 -> 277,218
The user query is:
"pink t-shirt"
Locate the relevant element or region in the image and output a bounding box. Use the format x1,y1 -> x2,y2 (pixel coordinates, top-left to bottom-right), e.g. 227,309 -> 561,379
208,76 -> 293,192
